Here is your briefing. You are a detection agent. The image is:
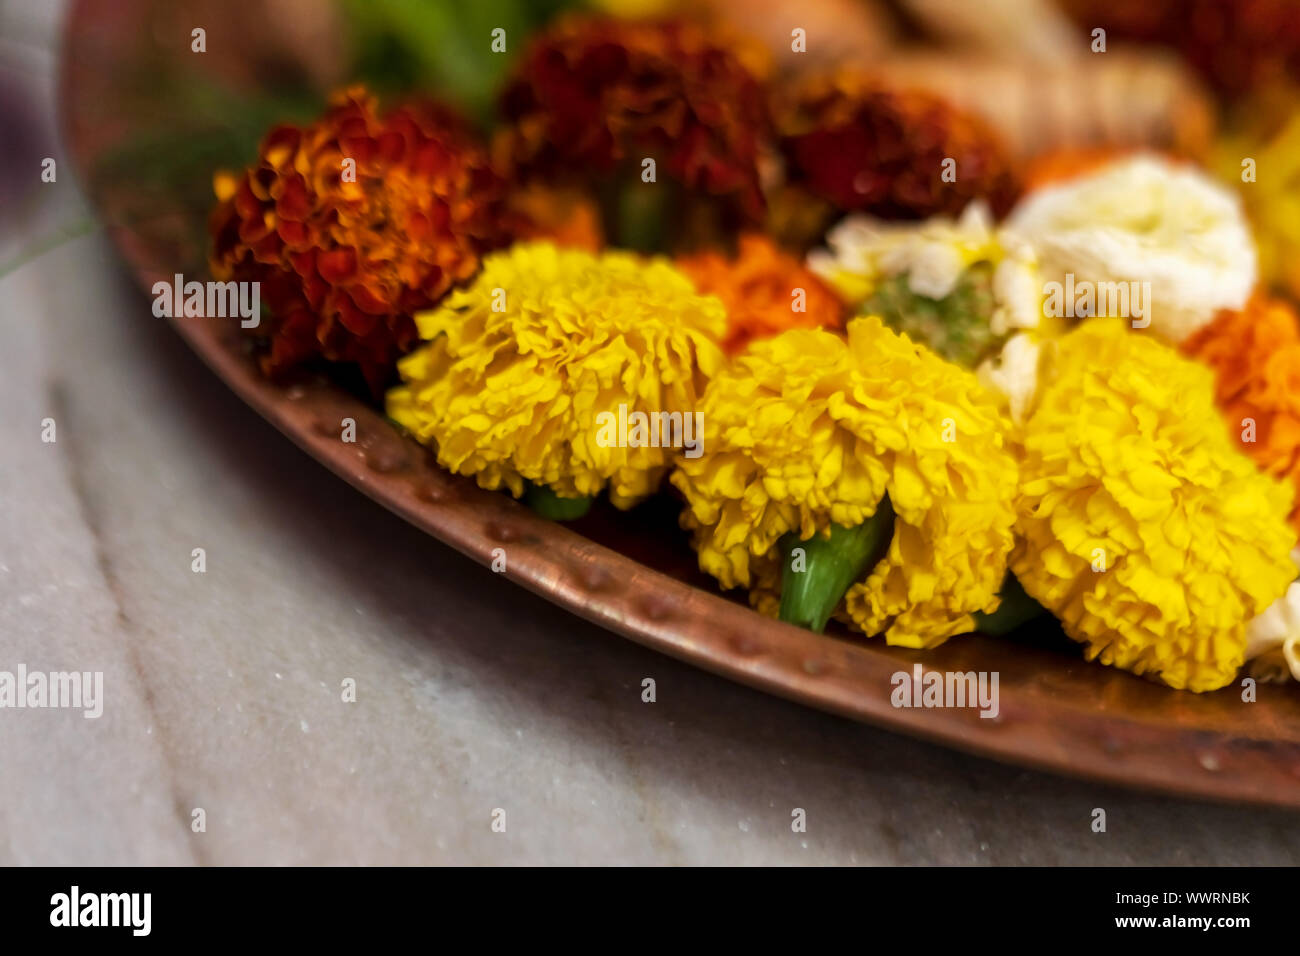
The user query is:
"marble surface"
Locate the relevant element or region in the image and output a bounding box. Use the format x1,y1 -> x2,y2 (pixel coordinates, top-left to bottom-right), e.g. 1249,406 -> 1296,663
4,1 -> 1300,866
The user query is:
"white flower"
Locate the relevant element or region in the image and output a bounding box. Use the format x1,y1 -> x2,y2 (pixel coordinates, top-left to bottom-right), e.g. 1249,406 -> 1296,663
1006,154 -> 1256,343
976,332 -> 1042,424
809,202 -> 1000,302
889,242 -> 967,299
1245,581 -> 1300,683
990,240 -> 1044,336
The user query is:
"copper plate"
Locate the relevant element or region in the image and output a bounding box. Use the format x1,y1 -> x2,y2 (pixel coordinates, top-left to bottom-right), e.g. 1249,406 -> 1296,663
60,0 -> 1300,808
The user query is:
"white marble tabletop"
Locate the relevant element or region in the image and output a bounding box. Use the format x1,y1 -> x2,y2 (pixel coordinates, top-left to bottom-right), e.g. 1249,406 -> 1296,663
3,0 -> 1298,866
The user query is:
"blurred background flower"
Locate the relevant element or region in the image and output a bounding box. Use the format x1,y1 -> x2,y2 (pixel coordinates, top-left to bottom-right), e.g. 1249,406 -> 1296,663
776,71 -> 1020,221
493,14 -> 772,251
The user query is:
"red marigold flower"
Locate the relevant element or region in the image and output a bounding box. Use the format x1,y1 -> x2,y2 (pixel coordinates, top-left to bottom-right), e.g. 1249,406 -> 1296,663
209,86 -> 515,391
676,234 -> 845,354
777,71 -> 1020,220
494,15 -> 772,231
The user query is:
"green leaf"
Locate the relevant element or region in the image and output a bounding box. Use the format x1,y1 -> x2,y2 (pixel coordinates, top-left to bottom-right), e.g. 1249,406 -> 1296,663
779,497 -> 895,633
524,482 -> 595,521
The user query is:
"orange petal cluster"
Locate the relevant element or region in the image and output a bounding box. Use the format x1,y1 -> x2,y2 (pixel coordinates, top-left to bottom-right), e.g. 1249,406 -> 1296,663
494,15 -> 771,227
776,71 -> 1020,220
507,184 -> 604,252
210,86 -> 515,391
676,235 -> 845,354
1183,295 -> 1300,534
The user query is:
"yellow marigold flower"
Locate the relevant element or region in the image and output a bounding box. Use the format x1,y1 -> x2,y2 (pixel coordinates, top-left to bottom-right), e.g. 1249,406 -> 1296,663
1012,318 -> 1296,692
671,317 -> 1019,648
387,241 -> 726,509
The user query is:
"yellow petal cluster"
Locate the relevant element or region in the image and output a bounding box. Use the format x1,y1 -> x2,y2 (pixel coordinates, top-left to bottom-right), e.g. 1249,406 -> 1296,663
386,241 -> 726,507
1011,318 -> 1296,691
671,316 -> 1019,648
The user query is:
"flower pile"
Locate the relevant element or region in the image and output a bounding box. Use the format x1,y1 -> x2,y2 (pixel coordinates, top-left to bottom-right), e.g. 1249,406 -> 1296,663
1012,319 -> 1296,691
204,9 -> 1300,697
210,86 -> 515,391
675,235 -> 845,354
671,317 -> 1019,648
386,241 -> 725,509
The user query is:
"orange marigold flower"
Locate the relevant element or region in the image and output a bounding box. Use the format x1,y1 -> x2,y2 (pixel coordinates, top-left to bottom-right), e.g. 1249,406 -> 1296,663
776,71 -> 1020,220
210,86 -> 515,391
495,15 -> 772,227
676,235 -> 845,354
508,185 -> 604,253
1183,295 -> 1300,534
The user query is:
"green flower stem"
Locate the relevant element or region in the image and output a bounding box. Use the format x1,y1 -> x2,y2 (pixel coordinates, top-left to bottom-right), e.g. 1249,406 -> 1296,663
779,496 -> 895,633
524,482 -> 594,521
972,572 -> 1046,636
